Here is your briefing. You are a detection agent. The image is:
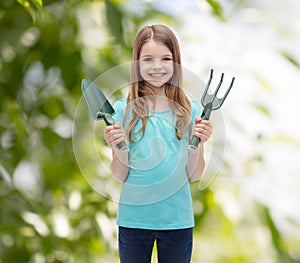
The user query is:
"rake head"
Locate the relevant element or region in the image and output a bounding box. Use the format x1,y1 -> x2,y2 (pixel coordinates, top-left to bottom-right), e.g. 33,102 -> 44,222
202,69 -> 235,109
200,69 -> 235,120
188,69 -> 235,151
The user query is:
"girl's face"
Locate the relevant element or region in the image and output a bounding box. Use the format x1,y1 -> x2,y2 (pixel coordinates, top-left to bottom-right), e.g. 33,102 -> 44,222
139,40 -> 174,90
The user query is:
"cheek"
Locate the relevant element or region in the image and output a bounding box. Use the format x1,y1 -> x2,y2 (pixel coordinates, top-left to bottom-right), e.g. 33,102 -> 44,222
168,64 -> 174,74
139,66 -> 147,79
165,64 -> 174,77
139,63 -> 151,78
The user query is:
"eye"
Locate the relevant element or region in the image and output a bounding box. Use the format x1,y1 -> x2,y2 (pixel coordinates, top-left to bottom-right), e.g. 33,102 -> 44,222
143,58 -> 152,62
163,57 -> 172,61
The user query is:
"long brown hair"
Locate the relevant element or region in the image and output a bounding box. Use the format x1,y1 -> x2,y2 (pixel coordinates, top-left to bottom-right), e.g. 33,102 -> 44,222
125,24 -> 191,143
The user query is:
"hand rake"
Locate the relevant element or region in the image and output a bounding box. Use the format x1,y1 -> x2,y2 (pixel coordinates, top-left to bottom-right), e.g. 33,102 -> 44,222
188,69 -> 235,151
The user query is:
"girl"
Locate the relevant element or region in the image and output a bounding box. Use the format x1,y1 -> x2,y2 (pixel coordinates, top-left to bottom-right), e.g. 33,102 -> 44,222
104,24 -> 212,263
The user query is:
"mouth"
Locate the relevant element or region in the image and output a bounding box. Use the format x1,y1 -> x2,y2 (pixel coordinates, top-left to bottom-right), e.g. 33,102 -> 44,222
149,73 -> 166,78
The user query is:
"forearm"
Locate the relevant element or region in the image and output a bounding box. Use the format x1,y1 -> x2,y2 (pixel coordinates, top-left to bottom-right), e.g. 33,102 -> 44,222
111,149 -> 129,182
186,144 -> 205,182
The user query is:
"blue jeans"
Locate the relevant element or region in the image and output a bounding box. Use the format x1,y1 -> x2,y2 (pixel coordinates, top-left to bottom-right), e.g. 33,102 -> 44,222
118,226 -> 193,263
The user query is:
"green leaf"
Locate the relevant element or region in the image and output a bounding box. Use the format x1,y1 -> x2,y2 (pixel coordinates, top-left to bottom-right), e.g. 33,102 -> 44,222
35,0 -> 43,6
205,0 -> 225,21
17,0 -> 43,7
16,0 -> 43,22
280,51 -> 300,68
252,103 -> 271,117
263,207 -> 295,263
105,0 -> 124,44
269,135 -> 300,146
253,73 -> 272,91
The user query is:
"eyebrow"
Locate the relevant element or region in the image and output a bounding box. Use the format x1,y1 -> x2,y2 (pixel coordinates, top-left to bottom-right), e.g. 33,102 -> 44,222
140,53 -> 173,58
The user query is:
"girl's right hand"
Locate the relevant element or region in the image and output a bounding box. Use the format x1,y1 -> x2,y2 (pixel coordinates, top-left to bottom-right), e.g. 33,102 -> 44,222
104,123 -> 127,149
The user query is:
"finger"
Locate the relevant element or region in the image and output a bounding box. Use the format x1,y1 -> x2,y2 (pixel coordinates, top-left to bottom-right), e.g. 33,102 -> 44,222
199,119 -> 210,125
194,117 -> 202,124
193,130 -> 209,139
105,124 -> 124,136
194,126 -> 210,134
193,126 -> 212,139
196,121 -> 212,130
111,136 -> 126,148
110,133 -> 123,142
104,125 -> 115,133
113,123 -> 122,128
104,128 -> 118,144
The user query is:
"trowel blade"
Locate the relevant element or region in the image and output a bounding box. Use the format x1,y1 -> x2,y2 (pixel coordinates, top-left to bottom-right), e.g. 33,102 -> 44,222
81,79 -> 115,121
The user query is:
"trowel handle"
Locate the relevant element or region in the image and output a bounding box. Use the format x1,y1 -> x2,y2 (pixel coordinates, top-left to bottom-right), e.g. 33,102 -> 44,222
188,110 -> 209,152
99,112 -> 128,151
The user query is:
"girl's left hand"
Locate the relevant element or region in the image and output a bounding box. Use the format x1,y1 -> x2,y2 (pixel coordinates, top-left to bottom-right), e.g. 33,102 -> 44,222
191,117 -> 212,144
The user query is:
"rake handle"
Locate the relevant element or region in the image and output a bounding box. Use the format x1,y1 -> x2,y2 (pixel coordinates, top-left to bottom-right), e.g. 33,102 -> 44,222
188,105 -> 211,152
98,112 -> 128,151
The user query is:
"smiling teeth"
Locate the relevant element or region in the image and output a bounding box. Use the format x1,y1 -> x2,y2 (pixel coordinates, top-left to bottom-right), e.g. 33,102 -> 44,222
150,73 -> 165,77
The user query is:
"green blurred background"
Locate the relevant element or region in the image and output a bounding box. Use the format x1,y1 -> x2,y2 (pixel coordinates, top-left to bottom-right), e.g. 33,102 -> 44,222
1,0 -> 300,262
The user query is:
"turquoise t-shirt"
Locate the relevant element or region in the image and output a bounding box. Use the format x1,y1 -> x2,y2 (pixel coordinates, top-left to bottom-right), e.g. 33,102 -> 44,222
112,98 -> 202,230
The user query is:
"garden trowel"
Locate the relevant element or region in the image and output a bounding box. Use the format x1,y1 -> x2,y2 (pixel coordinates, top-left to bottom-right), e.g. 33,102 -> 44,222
81,79 -> 128,151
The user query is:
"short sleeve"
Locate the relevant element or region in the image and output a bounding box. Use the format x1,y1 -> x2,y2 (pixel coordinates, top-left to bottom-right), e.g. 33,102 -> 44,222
112,98 -> 127,125
190,99 -> 203,126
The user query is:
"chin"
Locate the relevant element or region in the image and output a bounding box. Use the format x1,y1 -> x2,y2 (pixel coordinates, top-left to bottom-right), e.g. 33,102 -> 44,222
149,81 -> 166,88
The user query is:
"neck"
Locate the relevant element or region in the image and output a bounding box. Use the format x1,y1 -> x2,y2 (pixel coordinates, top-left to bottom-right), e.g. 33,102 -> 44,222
145,95 -> 170,112
145,83 -> 167,97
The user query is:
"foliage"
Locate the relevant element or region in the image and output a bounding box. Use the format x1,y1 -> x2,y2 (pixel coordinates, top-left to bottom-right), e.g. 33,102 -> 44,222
0,0 -> 175,261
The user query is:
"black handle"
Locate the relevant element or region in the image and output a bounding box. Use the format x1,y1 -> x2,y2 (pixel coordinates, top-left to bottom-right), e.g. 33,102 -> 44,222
98,112 -> 128,151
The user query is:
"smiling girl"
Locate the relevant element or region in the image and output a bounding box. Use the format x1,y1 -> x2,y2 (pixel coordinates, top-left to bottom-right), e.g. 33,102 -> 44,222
104,24 -> 212,263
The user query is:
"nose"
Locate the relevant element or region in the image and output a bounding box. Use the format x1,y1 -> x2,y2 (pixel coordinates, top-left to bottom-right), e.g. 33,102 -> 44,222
153,59 -> 162,70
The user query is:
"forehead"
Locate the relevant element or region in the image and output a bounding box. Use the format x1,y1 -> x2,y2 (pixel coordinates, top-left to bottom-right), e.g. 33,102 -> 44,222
140,40 -> 172,56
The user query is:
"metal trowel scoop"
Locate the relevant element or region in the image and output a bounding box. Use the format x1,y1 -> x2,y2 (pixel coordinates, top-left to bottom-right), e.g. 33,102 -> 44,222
81,79 -> 128,151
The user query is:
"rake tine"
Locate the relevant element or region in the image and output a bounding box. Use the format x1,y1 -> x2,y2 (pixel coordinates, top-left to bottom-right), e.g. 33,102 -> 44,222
213,76 -> 235,110
201,69 -> 214,105
211,72 -> 224,102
